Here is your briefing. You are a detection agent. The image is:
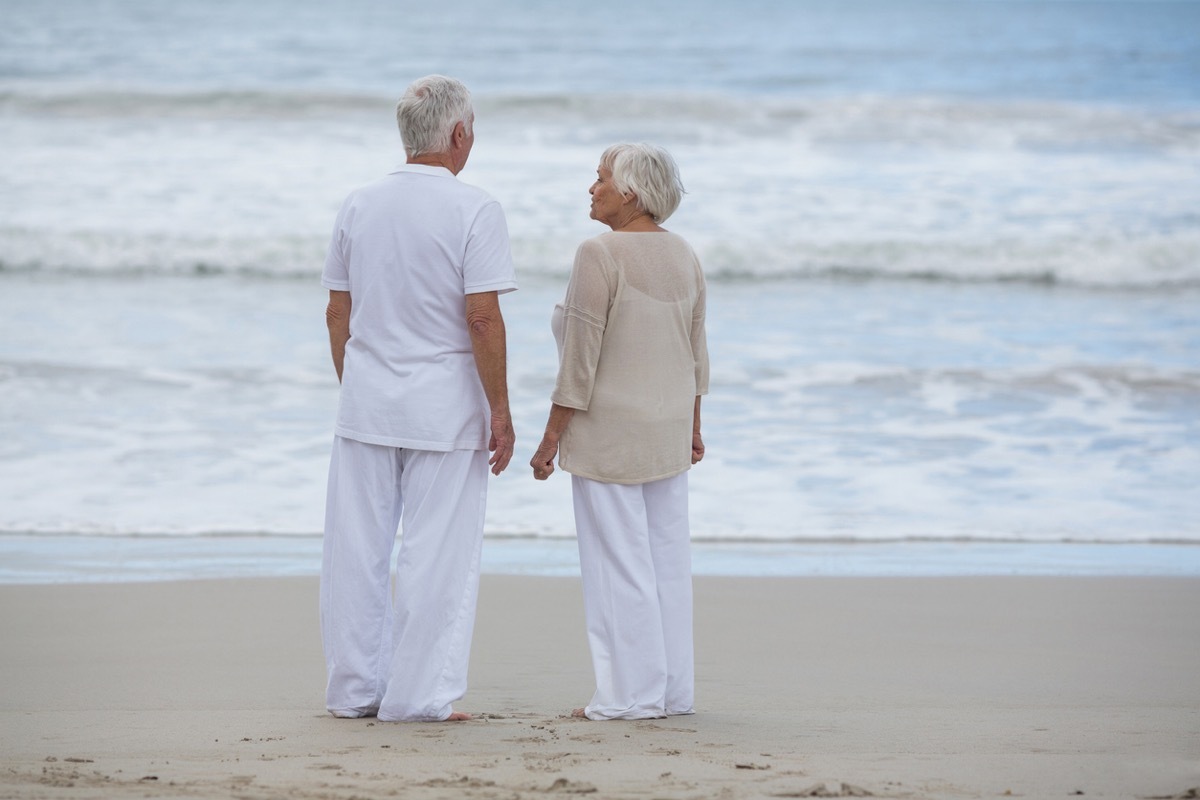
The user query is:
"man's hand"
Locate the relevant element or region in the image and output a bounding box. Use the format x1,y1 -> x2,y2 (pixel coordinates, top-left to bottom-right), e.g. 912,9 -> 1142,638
488,410 -> 515,475
691,430 -> 705,464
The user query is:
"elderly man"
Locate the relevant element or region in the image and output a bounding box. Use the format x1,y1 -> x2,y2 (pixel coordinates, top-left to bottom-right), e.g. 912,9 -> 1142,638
320,75 -> 516,722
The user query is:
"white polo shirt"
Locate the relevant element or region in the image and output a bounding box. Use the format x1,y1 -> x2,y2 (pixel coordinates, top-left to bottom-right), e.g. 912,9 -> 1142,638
322,164 -> 517,451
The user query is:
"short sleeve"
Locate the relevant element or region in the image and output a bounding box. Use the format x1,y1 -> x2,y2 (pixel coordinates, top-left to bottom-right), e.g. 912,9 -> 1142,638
463,200 -> 518,295
321,196 -> 352,291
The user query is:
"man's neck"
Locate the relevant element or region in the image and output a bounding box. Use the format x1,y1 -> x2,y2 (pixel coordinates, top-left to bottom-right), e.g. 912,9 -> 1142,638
407,153 -> 458,174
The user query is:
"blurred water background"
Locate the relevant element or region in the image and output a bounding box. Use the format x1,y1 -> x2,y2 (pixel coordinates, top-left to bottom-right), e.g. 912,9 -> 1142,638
2,0 -> 1198,580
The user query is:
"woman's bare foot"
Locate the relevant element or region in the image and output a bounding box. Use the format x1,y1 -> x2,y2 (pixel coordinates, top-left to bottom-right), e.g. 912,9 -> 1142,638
446,711 -> 472,721
570,708 -> 587,719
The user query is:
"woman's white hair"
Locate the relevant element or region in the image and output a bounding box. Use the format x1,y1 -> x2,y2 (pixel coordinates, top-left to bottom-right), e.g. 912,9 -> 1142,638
600,143 -> 686,224
396,75 -> 473,158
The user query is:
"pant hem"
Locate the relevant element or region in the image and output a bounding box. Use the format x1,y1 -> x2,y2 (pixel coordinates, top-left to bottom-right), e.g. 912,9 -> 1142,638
328,706 -> 379,719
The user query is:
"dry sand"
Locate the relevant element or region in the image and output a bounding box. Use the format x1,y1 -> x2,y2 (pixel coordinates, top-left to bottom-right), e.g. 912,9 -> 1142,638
1,574 -> 1198,799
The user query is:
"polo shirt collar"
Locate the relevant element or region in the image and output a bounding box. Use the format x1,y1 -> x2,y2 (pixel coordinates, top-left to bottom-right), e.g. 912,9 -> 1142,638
391,163 -> 456,178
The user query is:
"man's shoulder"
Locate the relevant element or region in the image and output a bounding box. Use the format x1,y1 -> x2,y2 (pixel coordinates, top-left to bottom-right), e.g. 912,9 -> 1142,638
363,170 -> 500,211
340,173 -> 393,203
448,178 -> 501,209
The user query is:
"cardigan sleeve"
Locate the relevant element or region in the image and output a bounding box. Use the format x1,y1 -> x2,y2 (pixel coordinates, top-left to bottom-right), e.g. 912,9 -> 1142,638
551,240 -> 615,411
692,289 -> 710,397
691,264 -> 710,396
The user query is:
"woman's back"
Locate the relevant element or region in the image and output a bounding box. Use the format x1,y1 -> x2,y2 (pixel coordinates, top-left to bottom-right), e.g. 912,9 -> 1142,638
552,231 -> 709,484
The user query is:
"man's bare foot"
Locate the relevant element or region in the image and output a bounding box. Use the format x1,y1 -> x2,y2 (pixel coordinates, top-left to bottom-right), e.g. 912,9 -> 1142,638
446,711 -> 472,721
570,708 -> 587,719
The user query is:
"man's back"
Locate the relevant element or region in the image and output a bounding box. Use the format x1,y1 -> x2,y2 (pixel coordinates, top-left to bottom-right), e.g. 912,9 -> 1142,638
321,164 -> 516,451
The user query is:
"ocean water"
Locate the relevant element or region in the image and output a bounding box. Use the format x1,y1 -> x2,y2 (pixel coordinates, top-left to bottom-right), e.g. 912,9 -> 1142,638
1,0 -> 1198,580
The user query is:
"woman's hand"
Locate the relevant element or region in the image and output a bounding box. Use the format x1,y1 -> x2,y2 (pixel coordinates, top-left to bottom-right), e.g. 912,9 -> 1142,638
531,435 -> 559,480
691,430 -> 705,464
532,404 -> 575,480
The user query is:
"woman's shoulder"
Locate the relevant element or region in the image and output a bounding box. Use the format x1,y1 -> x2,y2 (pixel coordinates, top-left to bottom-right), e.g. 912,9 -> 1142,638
576,232 -> 613,252
575,231 -> 702,278
573,234 -> 617,267
574,232 -> 650,270
589,229 -> 694,252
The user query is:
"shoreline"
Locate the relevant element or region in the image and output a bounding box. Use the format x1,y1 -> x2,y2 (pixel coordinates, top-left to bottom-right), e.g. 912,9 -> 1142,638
2,533 -> 1199,584
2,574 -> 1198,799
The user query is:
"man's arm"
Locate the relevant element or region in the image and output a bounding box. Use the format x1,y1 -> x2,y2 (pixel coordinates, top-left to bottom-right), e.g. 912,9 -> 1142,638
465,291 -> 515,475
326,290 -> 352,383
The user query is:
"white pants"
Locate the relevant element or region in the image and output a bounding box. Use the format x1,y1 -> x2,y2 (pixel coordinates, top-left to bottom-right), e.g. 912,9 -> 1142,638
572,472 -> 695,720
320,436 -> 488,722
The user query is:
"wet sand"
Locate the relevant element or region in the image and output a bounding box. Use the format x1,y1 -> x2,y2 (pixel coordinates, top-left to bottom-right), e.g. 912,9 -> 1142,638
2,575 -> 1198,799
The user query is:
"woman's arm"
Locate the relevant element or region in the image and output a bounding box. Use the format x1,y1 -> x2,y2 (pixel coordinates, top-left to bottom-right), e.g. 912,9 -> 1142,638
692,395 -> 704,464
530,403 -> 576,480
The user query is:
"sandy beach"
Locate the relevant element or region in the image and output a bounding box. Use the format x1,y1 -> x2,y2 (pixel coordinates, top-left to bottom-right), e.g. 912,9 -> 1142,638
1,574 -> 1198,799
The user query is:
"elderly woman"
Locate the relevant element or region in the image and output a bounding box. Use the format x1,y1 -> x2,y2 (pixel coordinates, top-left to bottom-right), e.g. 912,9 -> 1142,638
531,143 -> 709,720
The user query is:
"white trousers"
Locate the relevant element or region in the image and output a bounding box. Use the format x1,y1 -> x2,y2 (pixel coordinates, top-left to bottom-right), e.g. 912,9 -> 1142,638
320,436 -> 488,722
572,472 -> 695,720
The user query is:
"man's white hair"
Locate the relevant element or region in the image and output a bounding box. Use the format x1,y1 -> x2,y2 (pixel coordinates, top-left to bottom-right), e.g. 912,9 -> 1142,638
600,143 -> 686,224
396,75 -> 474,158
